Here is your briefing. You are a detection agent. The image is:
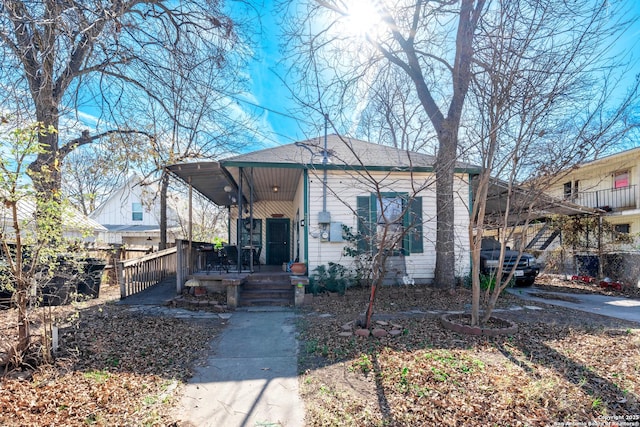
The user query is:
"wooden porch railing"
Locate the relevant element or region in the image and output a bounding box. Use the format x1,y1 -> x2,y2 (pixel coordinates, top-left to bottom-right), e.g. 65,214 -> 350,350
118,247 -> 177,299
175,239 -> 210,294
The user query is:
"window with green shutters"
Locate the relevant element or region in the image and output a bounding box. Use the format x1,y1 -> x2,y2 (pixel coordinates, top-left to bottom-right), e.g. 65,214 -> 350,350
356,193 -> 423,254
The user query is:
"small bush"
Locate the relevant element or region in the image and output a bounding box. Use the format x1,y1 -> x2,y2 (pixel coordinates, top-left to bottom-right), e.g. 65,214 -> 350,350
309,262 -> 354,295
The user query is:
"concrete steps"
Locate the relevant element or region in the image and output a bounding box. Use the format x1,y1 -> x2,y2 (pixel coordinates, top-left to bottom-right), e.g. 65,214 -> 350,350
239,273 -> 294,307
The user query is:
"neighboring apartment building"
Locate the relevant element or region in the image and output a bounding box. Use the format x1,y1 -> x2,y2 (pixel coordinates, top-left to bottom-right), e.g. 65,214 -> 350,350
547,147 -> 640,250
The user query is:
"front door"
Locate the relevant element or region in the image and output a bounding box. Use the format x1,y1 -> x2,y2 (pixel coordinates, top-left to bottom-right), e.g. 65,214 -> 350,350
266,218 -> 290,265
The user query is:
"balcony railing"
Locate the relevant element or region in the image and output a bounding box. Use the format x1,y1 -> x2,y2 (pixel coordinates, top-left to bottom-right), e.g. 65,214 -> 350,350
570,185 -> 637,210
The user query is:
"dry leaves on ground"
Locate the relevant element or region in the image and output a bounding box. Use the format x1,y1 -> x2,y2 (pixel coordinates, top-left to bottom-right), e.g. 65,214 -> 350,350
0,285 -> 224,426
298,279 -> 640,426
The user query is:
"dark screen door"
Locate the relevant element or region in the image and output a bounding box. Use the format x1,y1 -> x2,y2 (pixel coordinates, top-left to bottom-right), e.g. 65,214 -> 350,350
266,218 -> 290,265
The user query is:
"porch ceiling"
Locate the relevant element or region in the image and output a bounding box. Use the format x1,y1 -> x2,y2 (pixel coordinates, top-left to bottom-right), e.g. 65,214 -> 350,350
226,167 -> 302,203
167,162 -> 302,206
166,162 -> 236,206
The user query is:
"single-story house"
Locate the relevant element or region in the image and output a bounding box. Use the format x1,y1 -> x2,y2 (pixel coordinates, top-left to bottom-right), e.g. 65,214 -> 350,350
168,134 -> 479,284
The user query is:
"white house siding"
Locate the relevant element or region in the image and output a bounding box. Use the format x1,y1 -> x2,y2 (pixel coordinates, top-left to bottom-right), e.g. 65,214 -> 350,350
453,175 -> 472,279
91,184 -> 160,227
306,170 -> 471,283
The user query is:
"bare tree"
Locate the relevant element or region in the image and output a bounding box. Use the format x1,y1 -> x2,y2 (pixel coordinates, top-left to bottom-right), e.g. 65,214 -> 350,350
467,0 -> 639,325
284,0 -> 486,288
0,0 -> 238,238
130,40 -> 255,249
62,134 -> 146,215
0,123 -> 93,367
284,0 -> 639,293
357,65 -> 436,153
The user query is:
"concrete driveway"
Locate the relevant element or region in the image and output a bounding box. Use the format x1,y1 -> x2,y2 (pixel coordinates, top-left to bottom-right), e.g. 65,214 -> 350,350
507,286 -> 640,325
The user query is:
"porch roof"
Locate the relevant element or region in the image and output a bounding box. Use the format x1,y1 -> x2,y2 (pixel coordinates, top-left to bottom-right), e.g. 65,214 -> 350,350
166,161 -> 239,206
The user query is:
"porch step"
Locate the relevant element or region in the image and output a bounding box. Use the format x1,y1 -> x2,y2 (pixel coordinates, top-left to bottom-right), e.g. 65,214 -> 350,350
239,273 -> 294,307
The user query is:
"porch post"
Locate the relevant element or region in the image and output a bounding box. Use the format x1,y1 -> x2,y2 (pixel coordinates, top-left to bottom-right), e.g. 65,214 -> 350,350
237,167 -> 243,272
188,177 -> 193,274
249,167 -> 254,272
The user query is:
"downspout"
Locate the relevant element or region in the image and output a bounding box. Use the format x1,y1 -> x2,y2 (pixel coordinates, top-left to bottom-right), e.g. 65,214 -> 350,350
249,167 -> 254,272
469,172 -> 474,279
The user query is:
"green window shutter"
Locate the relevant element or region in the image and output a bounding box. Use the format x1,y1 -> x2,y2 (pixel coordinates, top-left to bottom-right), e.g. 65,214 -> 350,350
408,197 -> 423,254
356,196 -> 372,252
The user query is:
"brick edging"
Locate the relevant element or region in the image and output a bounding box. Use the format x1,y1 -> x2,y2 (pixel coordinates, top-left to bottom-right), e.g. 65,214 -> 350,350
440,313 -> 518,336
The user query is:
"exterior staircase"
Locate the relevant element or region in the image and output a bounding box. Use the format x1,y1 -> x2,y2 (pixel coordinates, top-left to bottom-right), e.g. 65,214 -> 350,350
239,273 -> 294,307
526,223 -> 561,251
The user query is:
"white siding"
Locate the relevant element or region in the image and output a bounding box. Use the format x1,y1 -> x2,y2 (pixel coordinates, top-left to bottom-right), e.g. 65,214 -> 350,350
91,182 -> 160,226
306,170 -> 471,283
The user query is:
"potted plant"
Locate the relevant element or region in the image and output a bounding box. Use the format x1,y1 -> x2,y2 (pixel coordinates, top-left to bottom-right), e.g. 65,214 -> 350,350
290,261 -> 307,275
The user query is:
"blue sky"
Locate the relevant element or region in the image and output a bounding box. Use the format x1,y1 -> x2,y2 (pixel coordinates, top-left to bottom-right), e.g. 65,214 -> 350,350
239,0 -> 640,148
72,0 -> 640,151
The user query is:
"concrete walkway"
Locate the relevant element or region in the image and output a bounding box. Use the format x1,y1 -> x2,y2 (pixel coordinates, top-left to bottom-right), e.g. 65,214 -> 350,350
507,286 -> 640,324
172,307 -> 304,427
116,279 -> 304,426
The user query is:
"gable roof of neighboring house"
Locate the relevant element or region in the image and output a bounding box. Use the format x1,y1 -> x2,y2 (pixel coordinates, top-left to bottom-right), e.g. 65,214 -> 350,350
90,174 -> 154,220
0,194 -> 107,236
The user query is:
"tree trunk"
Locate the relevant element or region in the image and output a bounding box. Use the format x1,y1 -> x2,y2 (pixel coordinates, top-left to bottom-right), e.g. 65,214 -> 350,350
15,287 -> 30,356
433,126 -> 457,288
27,120 -> 63,245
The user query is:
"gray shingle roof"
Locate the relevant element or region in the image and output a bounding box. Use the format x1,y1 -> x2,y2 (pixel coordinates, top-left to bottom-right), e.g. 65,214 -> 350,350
223,135 -> 477,171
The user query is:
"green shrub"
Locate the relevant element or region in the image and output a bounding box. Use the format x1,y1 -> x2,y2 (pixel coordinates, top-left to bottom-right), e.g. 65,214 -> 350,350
309,262 -> 354,295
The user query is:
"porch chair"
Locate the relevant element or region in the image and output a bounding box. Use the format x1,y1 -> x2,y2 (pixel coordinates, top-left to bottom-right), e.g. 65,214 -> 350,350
206,249 -> 228,274
224,245 -> 249,270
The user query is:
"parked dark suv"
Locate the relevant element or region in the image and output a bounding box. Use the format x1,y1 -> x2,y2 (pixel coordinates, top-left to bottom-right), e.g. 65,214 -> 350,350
479,238 -> 539,287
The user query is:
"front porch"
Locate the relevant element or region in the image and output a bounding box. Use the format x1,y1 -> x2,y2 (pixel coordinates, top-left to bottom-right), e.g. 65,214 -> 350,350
185,266 -> 309,309
185,266 -> 308,309
177,239 -> 309,309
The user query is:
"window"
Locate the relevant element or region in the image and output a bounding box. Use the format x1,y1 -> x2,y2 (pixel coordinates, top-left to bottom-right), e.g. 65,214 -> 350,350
614,224 -> 630,234
378,197 -> 403,228
563,181 -> 579,200
132,202 -> 143,221
614,171 -> 629,189
356,193 -> 423,254
563,182 -> 572,199
239,218 -> 262,247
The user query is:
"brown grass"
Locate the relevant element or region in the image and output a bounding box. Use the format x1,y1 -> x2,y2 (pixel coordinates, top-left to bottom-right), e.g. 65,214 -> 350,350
297,279 -> 640,426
